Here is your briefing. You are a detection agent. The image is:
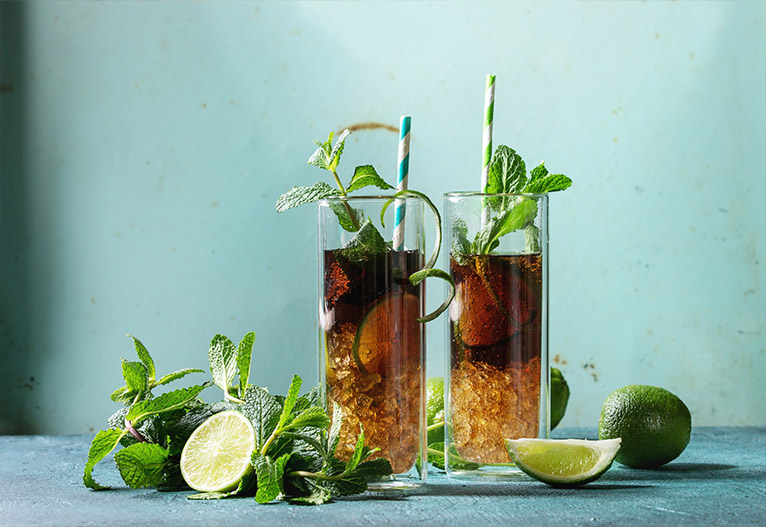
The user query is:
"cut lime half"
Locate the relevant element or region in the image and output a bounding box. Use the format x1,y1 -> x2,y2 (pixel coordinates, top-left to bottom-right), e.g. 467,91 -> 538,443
505,438 -> 621,487
180,410 -> 256,492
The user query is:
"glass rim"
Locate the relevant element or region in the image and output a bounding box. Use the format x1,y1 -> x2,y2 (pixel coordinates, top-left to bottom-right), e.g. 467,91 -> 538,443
444,191 -> 549,199
318,194 -> 422,203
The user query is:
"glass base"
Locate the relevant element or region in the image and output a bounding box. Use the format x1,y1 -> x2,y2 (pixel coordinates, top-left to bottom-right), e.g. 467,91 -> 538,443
366,475 -> 425,492
446,463 -> 525,480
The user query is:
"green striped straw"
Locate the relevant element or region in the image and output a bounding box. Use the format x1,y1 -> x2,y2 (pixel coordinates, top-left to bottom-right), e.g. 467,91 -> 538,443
393,115 -> 411,250
481,74 -> 495,224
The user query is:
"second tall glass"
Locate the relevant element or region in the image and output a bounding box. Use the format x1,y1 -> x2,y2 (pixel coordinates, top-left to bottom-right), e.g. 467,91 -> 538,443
444,192 -> 550,478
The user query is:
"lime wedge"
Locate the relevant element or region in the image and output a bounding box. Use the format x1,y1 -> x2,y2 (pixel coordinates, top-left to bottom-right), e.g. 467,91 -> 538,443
505,438 -> 621,487
180,410 -> 256,492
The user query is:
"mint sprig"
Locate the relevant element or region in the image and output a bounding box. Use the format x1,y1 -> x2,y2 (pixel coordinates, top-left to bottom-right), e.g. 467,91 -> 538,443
276,129 -> 393,232
456,145 -> 573,257
84,332 -> 393,505
84,335 -> 211,491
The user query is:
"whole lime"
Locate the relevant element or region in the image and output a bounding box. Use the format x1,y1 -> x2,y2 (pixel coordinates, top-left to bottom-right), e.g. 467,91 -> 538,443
599,384 -> 692,468
426,377 -> 445,444
550,367 -> 570,430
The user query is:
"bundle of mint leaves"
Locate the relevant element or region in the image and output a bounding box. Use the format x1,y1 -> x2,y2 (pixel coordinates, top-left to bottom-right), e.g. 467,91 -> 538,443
82,332 -> 392,505
453,145 -> 573,260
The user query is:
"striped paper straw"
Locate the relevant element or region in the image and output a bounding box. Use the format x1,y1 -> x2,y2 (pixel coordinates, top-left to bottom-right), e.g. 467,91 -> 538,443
393,115 -> 411,251
481,74 -> 496,225
481,74 -> 496,190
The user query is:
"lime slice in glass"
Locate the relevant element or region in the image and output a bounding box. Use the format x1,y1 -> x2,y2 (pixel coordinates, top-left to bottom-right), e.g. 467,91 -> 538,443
180,410 -> 256,492
505,438 -> 621,487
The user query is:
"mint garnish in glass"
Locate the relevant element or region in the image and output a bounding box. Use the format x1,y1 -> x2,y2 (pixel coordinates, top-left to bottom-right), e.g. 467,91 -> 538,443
276,128 -> 454,321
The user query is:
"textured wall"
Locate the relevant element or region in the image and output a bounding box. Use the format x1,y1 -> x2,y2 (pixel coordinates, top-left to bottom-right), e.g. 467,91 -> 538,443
1,1 -> 764,434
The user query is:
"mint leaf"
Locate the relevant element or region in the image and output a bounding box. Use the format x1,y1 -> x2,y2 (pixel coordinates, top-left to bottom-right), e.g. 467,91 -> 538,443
528,162 -> 549,186
276,182 -> 337,213
306,129 -> 348,172
485,146 -> 526,212
126,383 -> 210,424
286,406 -> 331,431
283,432 -> 328,461
327,402 -> 343,458
208,334 -> 237,396
328,129 -> 350,171
524,173 -> 572,193
329,201 -> 363,232
346,426 -> 367,473
486,145 -> 526,194
346,165 -> 394,193
83,428 -> 128,490
110,386 -> 133,404
290,485 -> 331,505
278,375 -> 302,430
293,386 -> 319,415
322,476 -> 366,497
241,385 -> 282,451
335,218 -> 389,264
107,407 -> 129,430
121,359 -> 148,396
253,453 -> 292,503
352,457 -> 393,478
237,332 -> 255,398
451,218 -> 472,265
128,335 -> 155,383
156,368 -> 204,387
474,198 -> 538,255
307,132 -> 333,170
114,442 -> 169,488
525,224 -> 541,253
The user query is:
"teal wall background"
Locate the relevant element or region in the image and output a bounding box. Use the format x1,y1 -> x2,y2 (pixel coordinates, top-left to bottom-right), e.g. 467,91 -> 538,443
1,1 -> 764,434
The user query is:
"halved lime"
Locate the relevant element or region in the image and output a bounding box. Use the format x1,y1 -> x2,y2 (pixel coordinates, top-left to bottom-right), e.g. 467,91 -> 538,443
180,410 -> 256,492
505,438 -> 621,487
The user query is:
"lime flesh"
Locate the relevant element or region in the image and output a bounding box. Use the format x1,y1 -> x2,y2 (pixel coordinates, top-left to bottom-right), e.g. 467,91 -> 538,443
180,410 -> 256,492
505,438 -> 621,487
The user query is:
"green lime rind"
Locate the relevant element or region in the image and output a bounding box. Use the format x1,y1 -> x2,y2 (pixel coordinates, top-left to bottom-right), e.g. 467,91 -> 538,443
550,367 -> 570,430
505,438 -> 621,488
599,384 -> 691,469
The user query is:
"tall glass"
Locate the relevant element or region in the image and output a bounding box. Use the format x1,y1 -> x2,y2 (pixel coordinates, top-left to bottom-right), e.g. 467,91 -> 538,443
318,196 -> 426,489
443,192 -> 549,478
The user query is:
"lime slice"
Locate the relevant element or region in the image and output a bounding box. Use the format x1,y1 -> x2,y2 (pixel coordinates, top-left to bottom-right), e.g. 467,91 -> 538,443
180,410 -> 256,492
352,292 -> 420,375
505,438 -> 621,487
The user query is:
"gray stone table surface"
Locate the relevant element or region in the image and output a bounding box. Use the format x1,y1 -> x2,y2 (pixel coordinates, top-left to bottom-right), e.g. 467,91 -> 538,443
1,427 -> 764,527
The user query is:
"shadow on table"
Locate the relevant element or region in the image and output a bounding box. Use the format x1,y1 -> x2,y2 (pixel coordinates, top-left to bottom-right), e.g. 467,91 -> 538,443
415,481 -> 653,497
611,463 -> 750,481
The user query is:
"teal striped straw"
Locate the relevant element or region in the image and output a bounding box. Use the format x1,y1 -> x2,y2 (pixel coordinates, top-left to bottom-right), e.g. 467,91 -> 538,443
393,115 -> 411,251
481,74 -> 496,225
